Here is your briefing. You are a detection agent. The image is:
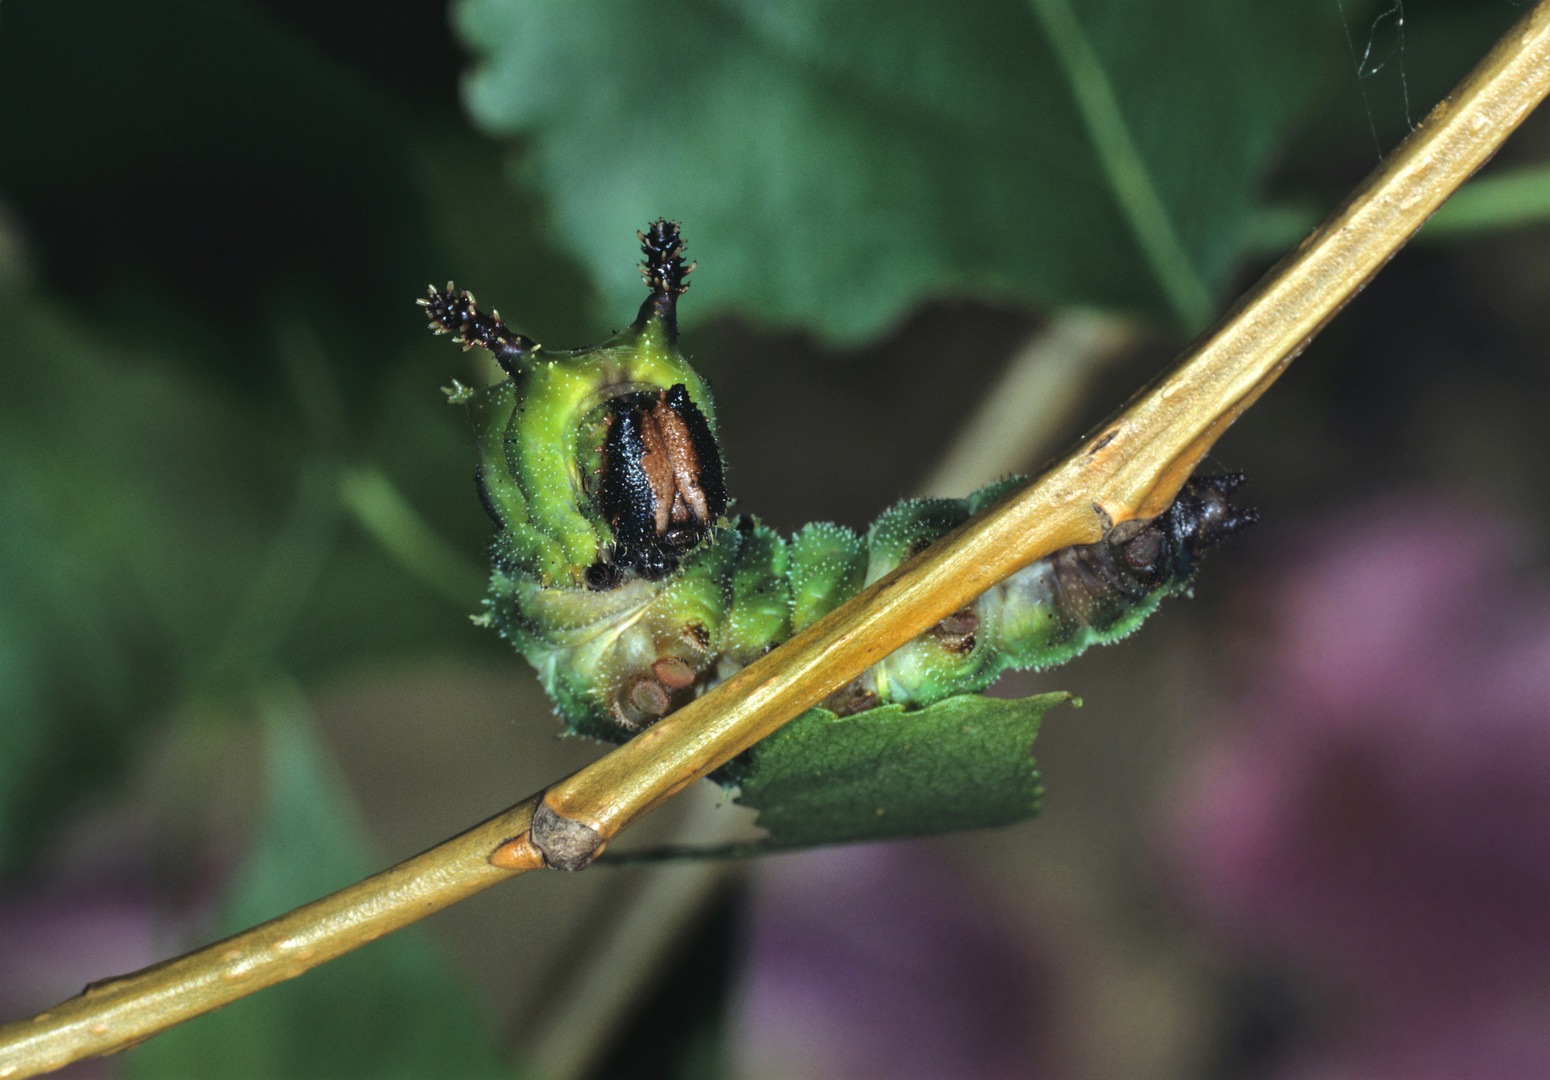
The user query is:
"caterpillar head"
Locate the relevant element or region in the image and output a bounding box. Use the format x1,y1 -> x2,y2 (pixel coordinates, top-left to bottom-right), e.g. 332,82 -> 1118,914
423,221 -> 727,588
596,382 -> 726,584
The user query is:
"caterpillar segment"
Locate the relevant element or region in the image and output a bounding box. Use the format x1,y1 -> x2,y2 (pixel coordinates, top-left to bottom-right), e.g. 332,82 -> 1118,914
425,221 -> 1255,742
824,472 -> 1256,715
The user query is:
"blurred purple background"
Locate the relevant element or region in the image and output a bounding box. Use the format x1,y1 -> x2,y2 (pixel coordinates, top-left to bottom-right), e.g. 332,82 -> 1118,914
726,494 -> 1550,1080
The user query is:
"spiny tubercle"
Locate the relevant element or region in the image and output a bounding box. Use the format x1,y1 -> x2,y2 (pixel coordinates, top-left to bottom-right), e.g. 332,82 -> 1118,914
634,219 -> 695,339
420,282 -> 536,377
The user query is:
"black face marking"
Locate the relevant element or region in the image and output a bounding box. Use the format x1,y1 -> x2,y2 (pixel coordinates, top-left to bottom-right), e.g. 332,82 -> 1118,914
597,383 -> 728,582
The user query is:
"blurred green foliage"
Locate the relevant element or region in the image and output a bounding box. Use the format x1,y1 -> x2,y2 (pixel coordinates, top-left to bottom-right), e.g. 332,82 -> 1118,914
458,0 -> 1341,338
730,694 -> 1071,851
126,693 -> 521,1079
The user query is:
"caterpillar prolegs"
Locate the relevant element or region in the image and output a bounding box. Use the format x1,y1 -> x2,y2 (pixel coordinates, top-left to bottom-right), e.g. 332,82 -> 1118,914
424,222 -> 1255,746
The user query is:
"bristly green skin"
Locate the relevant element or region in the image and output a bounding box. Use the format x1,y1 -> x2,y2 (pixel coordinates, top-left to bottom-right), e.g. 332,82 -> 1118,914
425,221 -> 1255,745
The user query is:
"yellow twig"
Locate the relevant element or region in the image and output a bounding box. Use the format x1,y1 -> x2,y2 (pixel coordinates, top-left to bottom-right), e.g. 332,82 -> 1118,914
3,3 -> 1549,1075
532,0 -> 1550,858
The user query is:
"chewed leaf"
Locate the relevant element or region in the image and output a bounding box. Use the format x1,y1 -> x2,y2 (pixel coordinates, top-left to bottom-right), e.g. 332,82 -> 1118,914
732,693 -> 1075,850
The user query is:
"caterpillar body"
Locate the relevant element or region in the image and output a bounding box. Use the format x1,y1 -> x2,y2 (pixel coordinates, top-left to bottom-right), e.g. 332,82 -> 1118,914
424,222 -> 1255,745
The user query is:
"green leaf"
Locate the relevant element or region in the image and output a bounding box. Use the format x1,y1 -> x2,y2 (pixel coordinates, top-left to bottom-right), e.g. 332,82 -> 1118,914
1248,159 -> 1550,258
0,290 -> 290,873
0,284 -> 497,870
733,693 -> 1073,850
456,0 -> 1340,339
127,690 -> 523,1080
0,0 -> 597,403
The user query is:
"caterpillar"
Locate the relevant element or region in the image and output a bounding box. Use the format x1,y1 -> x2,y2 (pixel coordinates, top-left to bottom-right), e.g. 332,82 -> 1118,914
423,221 -> 1255,746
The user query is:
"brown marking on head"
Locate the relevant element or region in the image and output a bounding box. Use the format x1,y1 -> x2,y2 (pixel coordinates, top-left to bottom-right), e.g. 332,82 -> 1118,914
628,397 -> 674,535
638,390 -> 712,532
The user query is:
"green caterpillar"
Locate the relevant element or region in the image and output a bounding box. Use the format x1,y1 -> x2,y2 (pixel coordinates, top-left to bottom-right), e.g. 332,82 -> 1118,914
423,221 -> 1254,746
